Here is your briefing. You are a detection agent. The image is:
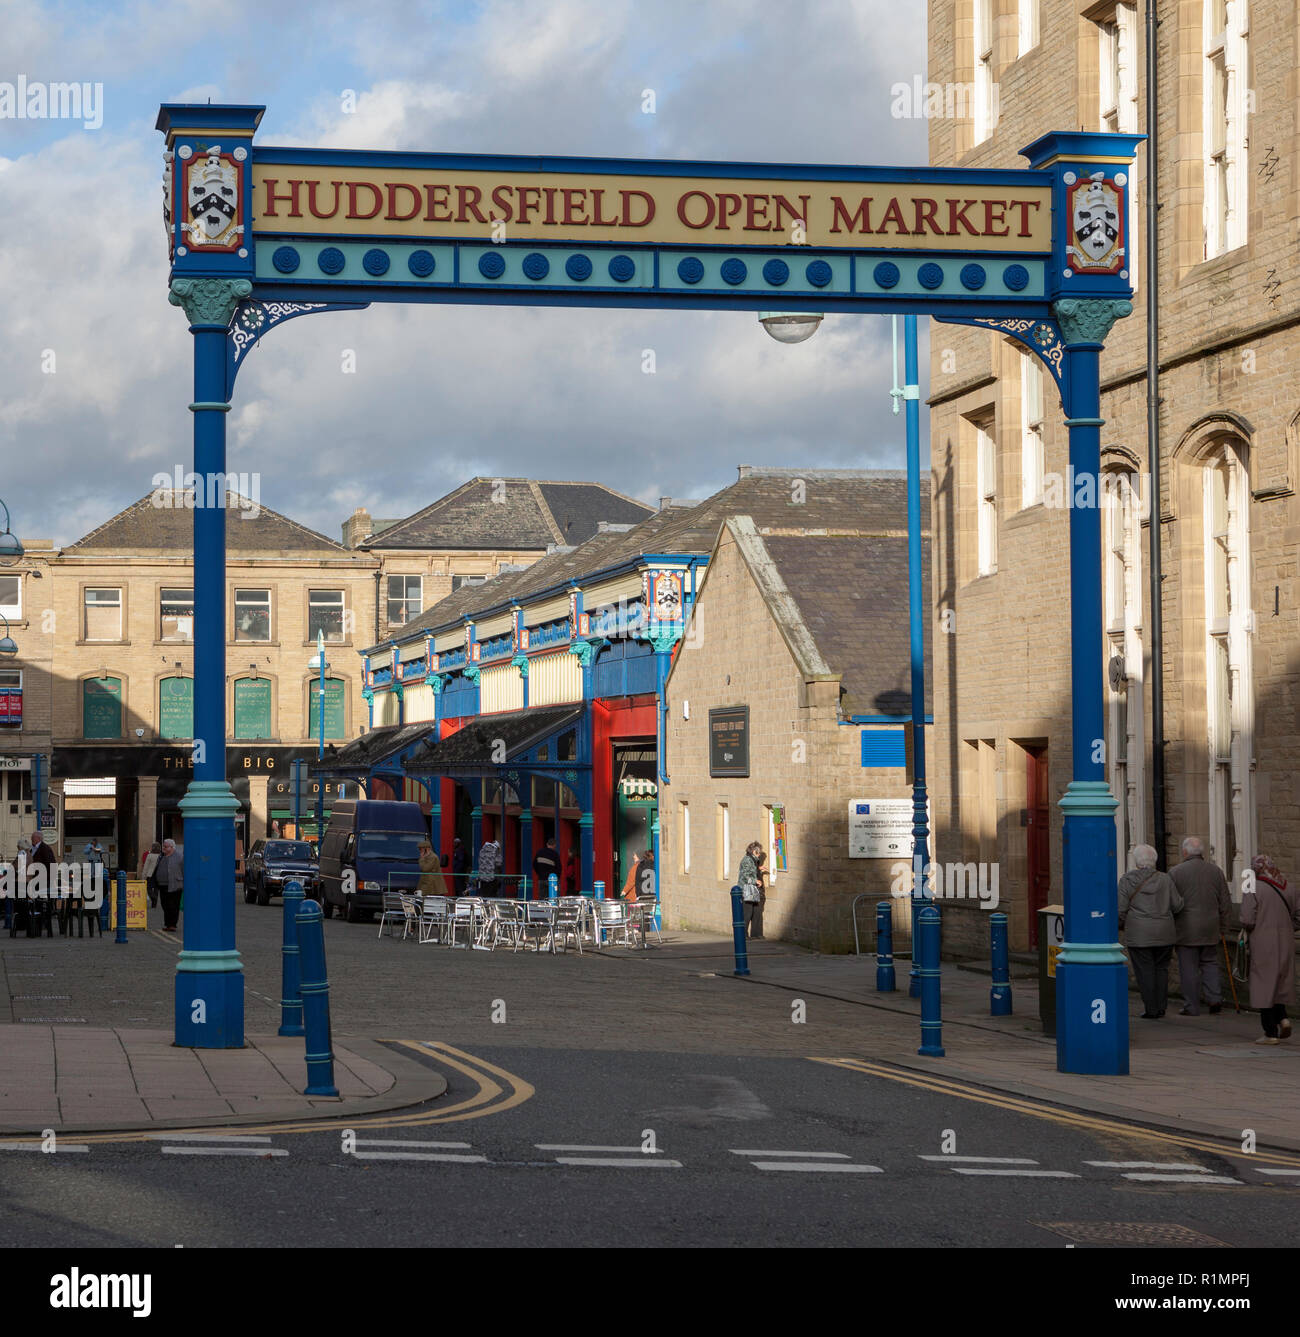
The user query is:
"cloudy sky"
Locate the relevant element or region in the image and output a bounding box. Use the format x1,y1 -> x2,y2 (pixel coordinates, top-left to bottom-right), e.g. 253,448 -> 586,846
1,0 -> 929,546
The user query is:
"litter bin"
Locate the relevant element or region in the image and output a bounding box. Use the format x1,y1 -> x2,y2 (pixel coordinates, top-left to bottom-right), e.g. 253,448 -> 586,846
1038,903 -> 1065,1036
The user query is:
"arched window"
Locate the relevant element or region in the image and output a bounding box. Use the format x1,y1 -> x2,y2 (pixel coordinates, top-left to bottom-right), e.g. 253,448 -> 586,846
158,676 -> 194,740
83,677 -> 122,740
1202,439 -> 1255,883
307,677 -> 347,741
1101,464 -> 1146,859
233,677 -> 273,740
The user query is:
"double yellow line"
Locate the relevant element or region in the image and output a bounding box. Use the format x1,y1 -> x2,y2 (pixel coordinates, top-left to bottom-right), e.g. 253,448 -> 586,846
814,1056 -> 1300,1169
3,1041 -> 532,1145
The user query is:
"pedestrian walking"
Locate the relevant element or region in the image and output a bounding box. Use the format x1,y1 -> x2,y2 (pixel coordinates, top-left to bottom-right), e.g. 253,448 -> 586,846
83,837 -> 105,867
532,837 -> 562,899
737,841 -> 764,939
141,841 -> 162,908
417,841 -> 449,898
477,835 -> 501,897
155,838 -> 184,931
451,837 -> 469,891
621,847 -> 654,904
1117,844 -> 1184,1019
564,846 -> 579,895
1169,835 -> 1232,1016
753,847 -> 768,940
1240,854 -> 1299,1045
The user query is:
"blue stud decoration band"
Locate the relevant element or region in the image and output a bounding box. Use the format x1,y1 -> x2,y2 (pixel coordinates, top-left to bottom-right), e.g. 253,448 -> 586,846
917,262 -> 945,289
408,249 -> 436,277
805,259 -> 833,287
1003,263 -> 1030,291
565,254 -> 593,281
720,258 -> 747,285
608,254 -> 636,282
272,246 -> 300,274
317,247 -> 345,275
522,252 -> 550,280
677,257 -> 704,284
762,258 -> 789,285
362,248 -> 390,276
959,263 -> 986,290
478,251 -> 506,279
873,261 -> 900,289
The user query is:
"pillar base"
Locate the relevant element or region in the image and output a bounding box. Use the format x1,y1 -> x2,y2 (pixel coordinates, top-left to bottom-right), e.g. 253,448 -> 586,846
1055,958 -> 1129,1075
175,957 -> 245,1048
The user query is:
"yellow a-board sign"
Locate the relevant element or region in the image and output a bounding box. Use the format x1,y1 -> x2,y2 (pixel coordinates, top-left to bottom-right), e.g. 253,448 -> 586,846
108,879 -> 150,930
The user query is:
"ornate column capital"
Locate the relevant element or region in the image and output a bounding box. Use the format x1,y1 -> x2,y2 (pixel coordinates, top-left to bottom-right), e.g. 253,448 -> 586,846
1051,297 -> 1133,347
429,672 -> 447,695
464,665 -> 481,685
511,653 -> 529,678
648,628 -> 682,654
169,277 -> 253,328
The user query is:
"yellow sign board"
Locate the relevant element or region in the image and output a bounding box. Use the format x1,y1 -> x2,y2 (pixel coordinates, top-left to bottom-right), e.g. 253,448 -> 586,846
108,879 -> 150,930
252,166 -> 1052,253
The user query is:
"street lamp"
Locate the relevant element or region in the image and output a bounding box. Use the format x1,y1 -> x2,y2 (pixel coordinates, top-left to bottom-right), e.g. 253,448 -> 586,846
309,629 -> 330,843
0,501 -> 23,567
0,614 -> 17,656
758,312 -> 824,345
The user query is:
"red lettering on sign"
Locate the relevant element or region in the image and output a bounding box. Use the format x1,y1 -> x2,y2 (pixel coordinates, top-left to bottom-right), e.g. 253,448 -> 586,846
715,193 -> 743,230
516,185 -> 542,224
1010,199 -> 1040,237
561,188 -> 588,225
489,184 -> 513,221
620,189 -> 654,226
385,183 -> 422,221
458,184 -> 490,223
424,183 -> 453,222
773,194 -> 810,232
946,198 -> 980,235
305,180 -> 344,219
678,190 -> 714,229
830,196 -> 872,233
983,200 -> 1009,236
590,188 -> 619,226
744,193 -> 770,230
912,197 -> 943,235
543,186 -> 557,225
261,178 -> 301,217
876,197 -> 909,234
346,182 -> 383,219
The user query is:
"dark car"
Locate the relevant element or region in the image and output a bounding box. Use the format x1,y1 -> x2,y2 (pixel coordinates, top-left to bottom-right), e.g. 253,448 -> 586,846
244,839 -> 320,906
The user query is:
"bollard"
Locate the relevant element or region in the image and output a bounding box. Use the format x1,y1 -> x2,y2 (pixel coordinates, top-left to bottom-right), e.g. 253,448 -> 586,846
916,904 -> 945,1057
875,901 -> 896,992
114,869 -> 128,944
278,879 -> 305,1037
548,873 -> 558,901
295,899 -> 339,1096
594,880 -> 605,901
729,885 -> 750,977
989,912 -> 1012,1016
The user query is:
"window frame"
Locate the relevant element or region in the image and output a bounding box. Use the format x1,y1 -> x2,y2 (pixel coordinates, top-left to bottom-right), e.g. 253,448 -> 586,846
233,587 -> 272,643
973,0 -> 996,144
386,573 -> 422,628
0,574 -> 21,621
159,586 -> 195,643
1019,351 -> 1046,508
307,588 -> 346,644
976,418 -> 998,576
1202,0 -> 1249,259
82,586 -> 122,642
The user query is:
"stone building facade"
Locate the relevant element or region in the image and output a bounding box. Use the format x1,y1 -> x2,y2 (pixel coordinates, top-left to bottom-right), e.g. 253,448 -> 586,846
928,0 -> 1300,952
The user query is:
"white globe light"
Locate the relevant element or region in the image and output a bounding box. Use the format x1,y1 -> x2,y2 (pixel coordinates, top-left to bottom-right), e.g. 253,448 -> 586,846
759,312 -> 824,344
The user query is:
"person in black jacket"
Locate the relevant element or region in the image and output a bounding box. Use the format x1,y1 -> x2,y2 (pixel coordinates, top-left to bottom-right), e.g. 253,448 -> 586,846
532,838 -> 562,898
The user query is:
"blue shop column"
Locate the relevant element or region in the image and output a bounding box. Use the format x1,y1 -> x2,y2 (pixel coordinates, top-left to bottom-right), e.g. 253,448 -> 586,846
1053,299 -> 1133,1076
170,277 -> 250,1049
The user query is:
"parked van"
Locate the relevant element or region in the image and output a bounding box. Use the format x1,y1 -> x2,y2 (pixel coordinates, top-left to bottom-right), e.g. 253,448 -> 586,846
319,800 -> 429,923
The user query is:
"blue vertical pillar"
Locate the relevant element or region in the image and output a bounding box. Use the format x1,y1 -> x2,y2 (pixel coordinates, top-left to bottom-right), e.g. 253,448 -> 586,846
1052,301 -> 1132,1076
649,629 -> 678,922
169,280 -> 249,1050
901,314 -> 932,999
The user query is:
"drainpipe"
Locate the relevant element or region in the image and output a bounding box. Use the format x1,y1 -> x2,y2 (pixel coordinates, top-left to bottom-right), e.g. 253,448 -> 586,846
1145,0 -> 1167,868
373,568 -> 381,645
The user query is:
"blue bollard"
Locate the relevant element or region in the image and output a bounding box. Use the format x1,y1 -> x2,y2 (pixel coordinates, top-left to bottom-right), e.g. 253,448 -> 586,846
114,869 -> 128,944
989,912 -> 1012,1016
875,901 -> 896,992
548,873 -> 558,901
594,880 -> 605,901
295,899 -> 338,1096
278,879 -> 305,1037
730,885 -> 750,977
916,904 -> 945,1057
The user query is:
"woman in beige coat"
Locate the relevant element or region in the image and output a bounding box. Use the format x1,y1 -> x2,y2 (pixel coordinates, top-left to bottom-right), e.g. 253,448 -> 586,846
1241,855 -> 1300,1044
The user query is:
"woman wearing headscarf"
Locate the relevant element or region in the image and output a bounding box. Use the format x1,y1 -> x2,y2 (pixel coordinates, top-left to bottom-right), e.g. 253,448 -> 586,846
1240,855 -> 1300,1044
141,841 -> 163,909
736,842 -> 763,939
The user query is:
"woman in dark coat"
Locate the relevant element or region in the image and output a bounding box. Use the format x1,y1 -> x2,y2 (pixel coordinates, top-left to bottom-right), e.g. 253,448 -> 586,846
1117,843 -> 1184,1019
1241,855 -> 1299,1044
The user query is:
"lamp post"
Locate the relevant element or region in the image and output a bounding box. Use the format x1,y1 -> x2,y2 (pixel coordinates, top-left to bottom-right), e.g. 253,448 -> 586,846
310,630 -> 329,843
0,501 -> 24,567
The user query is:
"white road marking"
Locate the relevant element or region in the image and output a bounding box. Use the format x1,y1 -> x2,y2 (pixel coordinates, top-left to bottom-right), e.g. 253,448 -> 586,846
150,1133 -> 273,1143
0,1142 -> 89,1153
554,1157 -> 683,1168
537,1144 -> 662,1154
920,1155 -> 1038,1164
161,1146 -> 289,1157
352,1151 -> 488,1163
949,1168 -> 1080,1178
353,1138 -> 472,1149
1121,1173 -> 1241,1184
752,1162 -> 883,1173
730,1149 -> 849,1159
1255,1168 -> 1300,1177
1085,1160 -> 1207,1170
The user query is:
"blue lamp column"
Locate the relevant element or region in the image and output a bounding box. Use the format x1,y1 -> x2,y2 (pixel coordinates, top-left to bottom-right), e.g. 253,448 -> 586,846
170,276 -> 249,1048
649,625 -> 681,911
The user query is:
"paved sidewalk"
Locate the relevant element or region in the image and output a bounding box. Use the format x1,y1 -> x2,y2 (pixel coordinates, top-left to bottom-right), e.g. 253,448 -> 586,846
624,934 -> 1300,1154
0,1027 -> 446,1135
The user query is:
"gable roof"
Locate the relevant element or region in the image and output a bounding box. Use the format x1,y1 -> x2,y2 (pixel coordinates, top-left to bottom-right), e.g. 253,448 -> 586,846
67,491 -> 349,555
358,477 -> 653,551
720,514 -> 933,717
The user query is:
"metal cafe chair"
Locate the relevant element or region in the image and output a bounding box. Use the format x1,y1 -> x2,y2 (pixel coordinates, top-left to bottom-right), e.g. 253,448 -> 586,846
447,897 -> 482,949
518,901 -> 556,953
418,895 -> 451,944
378,891 -> 407,939
486,900 -> 525,950
595,899 -> 634,948
552,899 -> 588,955
629,896 -> 662,948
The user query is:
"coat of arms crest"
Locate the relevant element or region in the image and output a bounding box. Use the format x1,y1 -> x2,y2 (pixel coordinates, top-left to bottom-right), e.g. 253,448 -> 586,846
182,145 -> 242,251
1067,171 -> 1124,274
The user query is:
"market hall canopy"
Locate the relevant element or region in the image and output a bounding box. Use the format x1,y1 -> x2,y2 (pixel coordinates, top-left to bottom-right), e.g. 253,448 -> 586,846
403,705 -> 587,781
309,720 -> 436,781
